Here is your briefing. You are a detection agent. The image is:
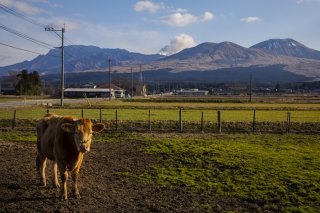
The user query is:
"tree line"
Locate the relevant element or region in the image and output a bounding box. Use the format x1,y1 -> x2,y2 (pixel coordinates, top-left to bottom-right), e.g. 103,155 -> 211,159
15,70 -> 42,96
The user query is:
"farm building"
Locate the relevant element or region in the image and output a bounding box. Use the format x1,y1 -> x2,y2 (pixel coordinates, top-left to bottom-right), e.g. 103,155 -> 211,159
174,89 -> 209,96
64,88 -> 114,98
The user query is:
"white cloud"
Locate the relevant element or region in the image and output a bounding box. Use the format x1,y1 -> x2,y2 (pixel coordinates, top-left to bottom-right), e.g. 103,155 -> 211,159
161,11 -> 214,27
241,16 -> 263,23
158,33 -> 196,56
161,12 -> 198,27
0,0 -> 44,15
134,0 -> 164,14
202,11 -> 214,21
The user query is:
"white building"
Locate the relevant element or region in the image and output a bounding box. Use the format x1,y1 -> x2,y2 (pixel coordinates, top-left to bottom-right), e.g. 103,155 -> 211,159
174,89 -> 209,96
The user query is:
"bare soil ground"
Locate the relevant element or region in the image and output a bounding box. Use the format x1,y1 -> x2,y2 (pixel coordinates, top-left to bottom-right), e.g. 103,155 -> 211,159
0,139 -> 235,213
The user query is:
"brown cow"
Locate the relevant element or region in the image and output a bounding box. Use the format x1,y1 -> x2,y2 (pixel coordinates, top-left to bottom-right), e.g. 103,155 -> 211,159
36,113 -> 104,200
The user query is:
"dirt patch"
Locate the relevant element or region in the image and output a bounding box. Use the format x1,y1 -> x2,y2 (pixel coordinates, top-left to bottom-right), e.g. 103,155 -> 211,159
0,139 -> 235,212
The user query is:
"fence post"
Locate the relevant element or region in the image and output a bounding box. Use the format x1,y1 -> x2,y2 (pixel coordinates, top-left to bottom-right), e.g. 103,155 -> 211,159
201,112 -> 204,132
217,111 -> 221,133
179,108 -> 183,132
252,109 -> 256,133
148,110 -> 151,132
115,110 -> 118,131
99,108 -> 102,123
81,109 -> 84,118
286,112 -> 291,134
12,110 -> 16,130
46,108 -> 49,113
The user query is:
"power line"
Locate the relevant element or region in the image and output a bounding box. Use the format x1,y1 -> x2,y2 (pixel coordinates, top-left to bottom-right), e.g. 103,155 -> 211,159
0,3 -> 62,44
0,3 -> 45,28
0,24 -> 54,49
0,3 -> 81,72
0,42 -> 42,54
1,3 -> 85,60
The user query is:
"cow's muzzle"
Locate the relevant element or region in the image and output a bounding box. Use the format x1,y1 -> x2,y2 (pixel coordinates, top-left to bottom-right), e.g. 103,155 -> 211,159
79,140 -> 90,153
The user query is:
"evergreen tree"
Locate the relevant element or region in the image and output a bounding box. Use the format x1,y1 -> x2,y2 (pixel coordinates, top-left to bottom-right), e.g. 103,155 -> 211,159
15,70 -> 42,95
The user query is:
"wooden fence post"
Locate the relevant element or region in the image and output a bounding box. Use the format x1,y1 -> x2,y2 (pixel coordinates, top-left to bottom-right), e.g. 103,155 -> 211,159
148,110 -> 151,132
12,110 -> 16,129
201,112 -> 204,132
115,110 -> 118,131
81,109 -> 84,118
286,112 -> 291,134
252,110 -> 256,133
179,108 -> 183,132
99,108 -> 102,123
217,111 -> 221,133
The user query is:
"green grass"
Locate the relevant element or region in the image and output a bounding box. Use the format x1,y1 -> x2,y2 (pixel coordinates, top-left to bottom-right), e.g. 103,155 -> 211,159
0,107 -> 319,122
0,131 -> 36,142
137,134 -> 320,212
81,99 -> 320,110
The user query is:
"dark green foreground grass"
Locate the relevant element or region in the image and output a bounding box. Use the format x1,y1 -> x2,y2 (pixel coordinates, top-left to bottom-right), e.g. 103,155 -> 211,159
1,131 -> 319,212
136,134 -> 320,212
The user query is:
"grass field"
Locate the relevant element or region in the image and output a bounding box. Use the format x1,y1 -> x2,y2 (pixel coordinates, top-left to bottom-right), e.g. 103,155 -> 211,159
1,131 -> 319,212
136,133 -> 320,212
75,99 -> 320,110
0,106 -> 319,122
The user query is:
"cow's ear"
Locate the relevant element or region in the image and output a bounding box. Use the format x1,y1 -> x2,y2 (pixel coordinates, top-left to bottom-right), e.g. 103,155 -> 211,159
61,123 -> 75,133
92,123 -> 105,132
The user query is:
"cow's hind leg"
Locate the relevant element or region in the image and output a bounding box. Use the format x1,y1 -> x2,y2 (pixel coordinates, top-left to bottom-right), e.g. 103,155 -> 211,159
52,161 -> 60,188
36,153 -> 47,187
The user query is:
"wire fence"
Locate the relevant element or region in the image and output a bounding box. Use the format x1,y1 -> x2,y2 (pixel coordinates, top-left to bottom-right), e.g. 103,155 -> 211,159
1,107 -> 319,134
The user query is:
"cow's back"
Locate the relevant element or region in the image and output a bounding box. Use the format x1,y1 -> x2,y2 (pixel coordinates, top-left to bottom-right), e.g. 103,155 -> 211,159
37,113 -> 62,160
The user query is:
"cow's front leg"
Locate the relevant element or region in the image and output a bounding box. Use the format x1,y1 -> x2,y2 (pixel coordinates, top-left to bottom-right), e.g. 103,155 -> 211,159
36,154 -> 47,187
58,162 -> 68,200
52,161 -> 60,188
71,171 -> 81,199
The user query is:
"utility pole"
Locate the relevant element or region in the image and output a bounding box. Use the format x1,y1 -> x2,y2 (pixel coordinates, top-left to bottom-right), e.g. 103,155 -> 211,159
45,25 -> 65,106
108,58 -> 112,101
131,67 -> 133,98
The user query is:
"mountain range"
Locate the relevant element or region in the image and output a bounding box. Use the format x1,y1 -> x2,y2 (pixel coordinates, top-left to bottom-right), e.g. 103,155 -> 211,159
1,38 -> 320,83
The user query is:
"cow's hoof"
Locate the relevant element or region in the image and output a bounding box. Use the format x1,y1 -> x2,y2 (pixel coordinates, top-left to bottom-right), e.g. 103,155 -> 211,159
39,184 -> 47,189
60,194 -> 68,201
53,183 -> 60,189
73,193 -> 81,199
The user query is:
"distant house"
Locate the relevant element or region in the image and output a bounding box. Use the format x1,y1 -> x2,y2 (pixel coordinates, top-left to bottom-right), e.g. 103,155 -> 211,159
0,87 -> 16,95
174,89 -> 209,96
80,82 -> 97,88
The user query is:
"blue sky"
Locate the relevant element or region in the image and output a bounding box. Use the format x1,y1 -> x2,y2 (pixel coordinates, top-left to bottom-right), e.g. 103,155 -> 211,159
0,0 -> 319,66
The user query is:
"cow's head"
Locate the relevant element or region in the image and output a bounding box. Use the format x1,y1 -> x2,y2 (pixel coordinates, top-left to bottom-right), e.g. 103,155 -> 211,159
61,119 -> 104,153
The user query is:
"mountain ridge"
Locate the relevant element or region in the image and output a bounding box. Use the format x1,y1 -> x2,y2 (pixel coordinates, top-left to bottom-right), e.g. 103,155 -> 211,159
0,38 -> 320,81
